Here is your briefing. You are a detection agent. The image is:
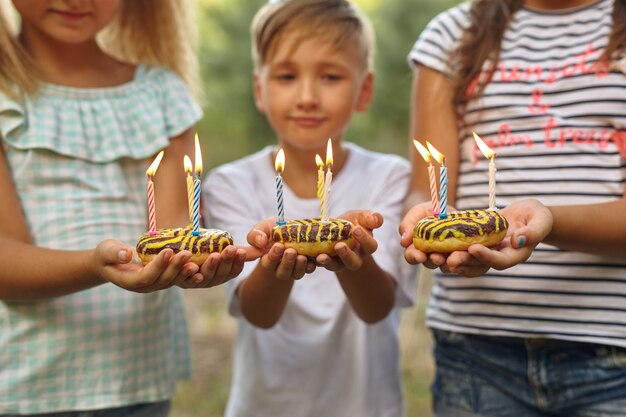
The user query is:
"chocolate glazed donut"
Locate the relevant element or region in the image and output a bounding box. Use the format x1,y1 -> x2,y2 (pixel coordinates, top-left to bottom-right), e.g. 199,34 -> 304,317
272,217 -> 356,257
136,226 -> 234,265
413,209 -> 508,253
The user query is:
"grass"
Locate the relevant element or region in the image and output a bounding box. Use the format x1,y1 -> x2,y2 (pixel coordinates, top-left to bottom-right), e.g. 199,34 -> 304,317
171,270 -> 435,417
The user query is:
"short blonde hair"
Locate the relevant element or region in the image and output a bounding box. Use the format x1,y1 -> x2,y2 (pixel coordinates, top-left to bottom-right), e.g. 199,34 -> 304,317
0,0 -> 200,100
251,0 -> 375,72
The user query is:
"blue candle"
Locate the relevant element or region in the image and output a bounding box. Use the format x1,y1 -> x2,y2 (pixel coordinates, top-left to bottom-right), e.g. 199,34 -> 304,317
192,134 -> 203,235
427,142 -> 448,219
275,149 -> 287,225
439,160 -> 448,219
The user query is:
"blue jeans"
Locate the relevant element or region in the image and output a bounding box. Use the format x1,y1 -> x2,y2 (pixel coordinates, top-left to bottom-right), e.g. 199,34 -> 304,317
2,400 -> 170,417
432,329 -> 626,417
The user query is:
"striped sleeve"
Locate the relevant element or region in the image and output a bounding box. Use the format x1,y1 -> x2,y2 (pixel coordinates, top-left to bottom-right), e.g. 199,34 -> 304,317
407,3 -> 470,76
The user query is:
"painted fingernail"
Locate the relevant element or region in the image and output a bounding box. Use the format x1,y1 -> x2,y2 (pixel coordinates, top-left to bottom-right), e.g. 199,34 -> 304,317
518,236 -> 526,248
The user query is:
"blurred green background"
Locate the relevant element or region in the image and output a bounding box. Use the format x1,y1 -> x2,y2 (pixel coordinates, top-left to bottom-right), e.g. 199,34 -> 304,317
175,0 -> 460,416
195,0 -> 461,166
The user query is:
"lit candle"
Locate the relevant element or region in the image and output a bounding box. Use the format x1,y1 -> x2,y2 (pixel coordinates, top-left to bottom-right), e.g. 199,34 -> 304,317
146,150 -> 164,235
315,154 -> 325,216
275,148 -> 286,225
427,142 -> 448,219
183,155 -> 194,226
413,140 -> 440,215
473,132 -> 497,210
321,139 -> 333,222
192,134 -> 203,235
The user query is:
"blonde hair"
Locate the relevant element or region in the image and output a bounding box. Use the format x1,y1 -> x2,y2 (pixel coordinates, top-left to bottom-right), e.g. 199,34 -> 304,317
0,0 -> 200,100
251,0 -> 375,72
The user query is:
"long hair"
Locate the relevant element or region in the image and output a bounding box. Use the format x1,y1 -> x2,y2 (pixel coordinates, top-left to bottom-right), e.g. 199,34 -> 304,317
452,0 -> 626,110
0,0 -> 200,100
0,2 -> 39,100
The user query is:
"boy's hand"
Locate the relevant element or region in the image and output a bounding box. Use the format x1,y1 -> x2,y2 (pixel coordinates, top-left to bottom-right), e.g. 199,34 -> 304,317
247,217 -> 316,280
316,210 -> 382,272
95,240 -> 199,292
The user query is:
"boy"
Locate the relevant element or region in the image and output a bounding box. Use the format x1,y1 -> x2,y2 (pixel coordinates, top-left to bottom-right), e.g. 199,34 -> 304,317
202,1 -> 414,416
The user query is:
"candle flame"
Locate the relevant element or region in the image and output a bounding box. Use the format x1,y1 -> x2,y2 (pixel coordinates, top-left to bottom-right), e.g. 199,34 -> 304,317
194,133 -> 203,176
146,150 -> 164,177
473,132 -> 495,159
183,155 -> 193,174
315,154 -> 324,169
426,142 -> 445,164
275,148 -> 285,173
413,140 -> 431,163
325,138 -> 333,169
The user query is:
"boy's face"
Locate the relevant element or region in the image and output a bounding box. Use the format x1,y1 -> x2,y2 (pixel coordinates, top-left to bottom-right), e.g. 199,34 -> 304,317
254,32 -> 373,152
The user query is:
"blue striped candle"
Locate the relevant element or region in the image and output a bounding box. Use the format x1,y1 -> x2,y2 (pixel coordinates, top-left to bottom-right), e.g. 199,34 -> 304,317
275,149 -> 287,225
192,176 -> 201,235
192,134 -> 203,235
439,162 -> 448,219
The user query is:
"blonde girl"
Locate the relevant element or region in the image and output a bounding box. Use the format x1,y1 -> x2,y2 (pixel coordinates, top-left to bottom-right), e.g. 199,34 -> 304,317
0,0 -> 244,415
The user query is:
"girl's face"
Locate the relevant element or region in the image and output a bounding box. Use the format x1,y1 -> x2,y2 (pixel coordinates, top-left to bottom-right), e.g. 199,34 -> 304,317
12,0 -> 120,45
253,31 -> 373,153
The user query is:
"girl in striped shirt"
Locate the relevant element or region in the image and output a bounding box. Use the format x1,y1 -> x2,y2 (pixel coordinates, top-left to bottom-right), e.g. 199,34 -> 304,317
401,0 -> 626,416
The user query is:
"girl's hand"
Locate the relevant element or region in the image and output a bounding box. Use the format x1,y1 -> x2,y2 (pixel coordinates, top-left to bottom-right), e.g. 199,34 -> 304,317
178,245 -> 248,289
95,240 -> 199,292
429,199 -> 554,277
465,199 -> 553,271
399,202 -> 457,268
316,210 -> 382,272
247,217 -> 316,280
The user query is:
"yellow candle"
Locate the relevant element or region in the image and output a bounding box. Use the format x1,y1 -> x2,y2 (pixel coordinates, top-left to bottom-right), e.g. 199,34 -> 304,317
315,154 -> 325,216
183,155 -> 194,226
321,139 -> 333,222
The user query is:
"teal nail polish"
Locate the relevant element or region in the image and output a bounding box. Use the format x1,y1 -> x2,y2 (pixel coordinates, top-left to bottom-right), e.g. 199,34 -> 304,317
518,236 -> 526,247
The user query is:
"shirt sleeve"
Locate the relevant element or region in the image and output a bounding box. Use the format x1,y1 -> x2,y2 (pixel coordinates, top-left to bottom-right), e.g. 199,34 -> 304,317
364,155 -> 417,308
202,161 -> 266,317
407,3 -> 470,77
151,67 -> 203,138
0,89 -> 24,143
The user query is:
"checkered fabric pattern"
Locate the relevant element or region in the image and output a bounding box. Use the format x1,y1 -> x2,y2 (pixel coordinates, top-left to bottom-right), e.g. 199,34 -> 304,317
0,65 -> 202,414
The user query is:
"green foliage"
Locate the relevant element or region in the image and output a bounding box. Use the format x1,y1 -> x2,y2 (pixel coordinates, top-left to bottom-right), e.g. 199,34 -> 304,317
196,0 -> 461,168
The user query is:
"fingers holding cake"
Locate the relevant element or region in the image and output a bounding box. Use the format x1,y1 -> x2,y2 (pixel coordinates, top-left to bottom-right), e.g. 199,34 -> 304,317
96,239 -> 199,292
179,245 -> 248,288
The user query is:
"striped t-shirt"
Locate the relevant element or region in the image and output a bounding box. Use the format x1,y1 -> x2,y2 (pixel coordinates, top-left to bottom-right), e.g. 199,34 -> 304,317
409,0 -> 626,347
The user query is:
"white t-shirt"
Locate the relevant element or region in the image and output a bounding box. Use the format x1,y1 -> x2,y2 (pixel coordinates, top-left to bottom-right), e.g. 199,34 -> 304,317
202,143 -> 414,417
409,0 -> 626,346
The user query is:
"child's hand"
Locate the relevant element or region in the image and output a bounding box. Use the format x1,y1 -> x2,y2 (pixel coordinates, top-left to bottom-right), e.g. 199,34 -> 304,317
95,239 -> 199,292
413,199 -> 553,277
247,217 -> 315,280
462,199 -> 553,273
178,245 -> 249,289
399,202 -> 456,268
316,210 -> 382,272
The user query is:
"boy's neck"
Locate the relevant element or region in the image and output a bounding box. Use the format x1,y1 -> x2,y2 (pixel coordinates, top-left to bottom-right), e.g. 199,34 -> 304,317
276,142 -> 349,199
